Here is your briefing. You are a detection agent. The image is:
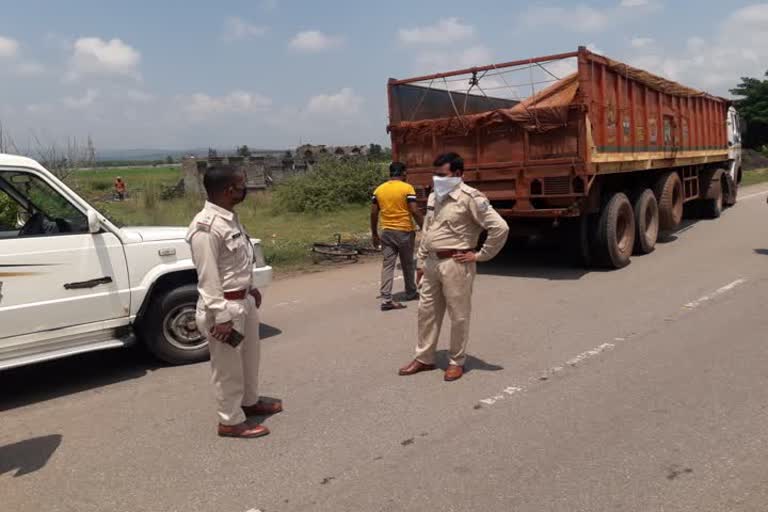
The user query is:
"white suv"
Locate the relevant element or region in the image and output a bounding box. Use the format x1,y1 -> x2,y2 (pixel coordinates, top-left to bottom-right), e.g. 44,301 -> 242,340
0,154 -> 272,370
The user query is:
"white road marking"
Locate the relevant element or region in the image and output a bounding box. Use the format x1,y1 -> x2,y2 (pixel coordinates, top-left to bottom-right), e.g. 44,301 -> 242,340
740,189 -> 768,200
683,279 -> 746,310
477,278 -> 748,408
565,343 -> 615,367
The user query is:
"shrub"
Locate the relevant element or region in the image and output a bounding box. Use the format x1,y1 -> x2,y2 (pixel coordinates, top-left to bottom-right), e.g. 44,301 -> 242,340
272,156 -> 387,213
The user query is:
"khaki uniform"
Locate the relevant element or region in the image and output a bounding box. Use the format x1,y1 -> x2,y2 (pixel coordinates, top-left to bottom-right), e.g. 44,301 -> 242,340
186,201 -> 260,426
415,183 -> 509,367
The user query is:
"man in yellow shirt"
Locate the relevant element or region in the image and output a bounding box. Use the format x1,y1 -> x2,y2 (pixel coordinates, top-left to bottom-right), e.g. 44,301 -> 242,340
371,162 -> 424,311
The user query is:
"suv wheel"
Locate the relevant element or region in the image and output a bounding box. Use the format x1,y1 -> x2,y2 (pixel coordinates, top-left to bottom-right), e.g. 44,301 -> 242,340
142,284 -> 209,365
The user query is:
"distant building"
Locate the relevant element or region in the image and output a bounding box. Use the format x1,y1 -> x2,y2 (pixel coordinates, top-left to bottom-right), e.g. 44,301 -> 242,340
296,144 -> 369,161
182,154 -> 311,197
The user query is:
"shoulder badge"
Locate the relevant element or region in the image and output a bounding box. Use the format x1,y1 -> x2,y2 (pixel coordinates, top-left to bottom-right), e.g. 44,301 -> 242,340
475,197 -> 491,213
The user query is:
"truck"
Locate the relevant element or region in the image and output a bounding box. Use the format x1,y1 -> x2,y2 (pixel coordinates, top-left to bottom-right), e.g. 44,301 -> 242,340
0,154 -> 272,370
387,47 -> 743,268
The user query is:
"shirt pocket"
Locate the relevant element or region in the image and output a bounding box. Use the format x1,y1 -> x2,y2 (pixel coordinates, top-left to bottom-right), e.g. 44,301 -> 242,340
443,203 -> 469,233
225,233 -> 247,253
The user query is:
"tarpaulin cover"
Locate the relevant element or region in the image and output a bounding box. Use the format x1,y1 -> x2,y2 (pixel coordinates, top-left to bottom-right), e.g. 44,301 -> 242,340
603,57 -> 719,99
391,73 -> 580,140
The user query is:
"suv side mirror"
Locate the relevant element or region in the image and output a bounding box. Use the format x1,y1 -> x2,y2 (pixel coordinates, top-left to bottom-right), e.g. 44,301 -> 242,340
87,209 -> 101,234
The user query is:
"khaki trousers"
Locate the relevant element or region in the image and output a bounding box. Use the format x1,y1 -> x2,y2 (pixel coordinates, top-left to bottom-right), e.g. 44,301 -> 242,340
415,256 -> 476,367
196,296 -> 261,426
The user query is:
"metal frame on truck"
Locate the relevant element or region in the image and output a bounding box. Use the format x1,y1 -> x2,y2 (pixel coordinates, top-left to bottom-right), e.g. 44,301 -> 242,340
387,46 -> 741,268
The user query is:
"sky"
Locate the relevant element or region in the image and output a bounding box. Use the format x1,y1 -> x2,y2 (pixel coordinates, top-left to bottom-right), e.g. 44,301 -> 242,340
0,1 -> 766,152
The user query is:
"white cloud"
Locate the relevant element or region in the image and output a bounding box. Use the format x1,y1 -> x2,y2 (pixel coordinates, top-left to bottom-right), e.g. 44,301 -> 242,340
289,30 -> 343,52
628,4 -> 768,94
14,61 -> 45,76
63,89 -> 100,109
182,91 -> 272,119
125,89 -> 154,103
69,37 -> 141,79
398,18 -> 474,46
415,45 -> 492,73
521,5 -> 609,33
223,17 -> 268,42
0,36 -> 19,58
620,0 -> 649,6
307,88 -> 363,115
631,37 -> 654,48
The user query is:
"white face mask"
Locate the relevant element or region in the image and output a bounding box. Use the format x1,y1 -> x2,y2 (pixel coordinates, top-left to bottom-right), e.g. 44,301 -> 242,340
433,176 -> 461,200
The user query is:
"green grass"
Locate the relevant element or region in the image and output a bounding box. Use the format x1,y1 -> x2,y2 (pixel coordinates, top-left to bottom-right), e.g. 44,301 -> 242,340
69,166 -> 180,200
66,165 -> 375,271
83,187 -> 371,271
742,168 -> 768,187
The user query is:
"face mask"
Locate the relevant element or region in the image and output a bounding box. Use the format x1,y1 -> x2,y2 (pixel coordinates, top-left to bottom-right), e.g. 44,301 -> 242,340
432,176 -> 461,200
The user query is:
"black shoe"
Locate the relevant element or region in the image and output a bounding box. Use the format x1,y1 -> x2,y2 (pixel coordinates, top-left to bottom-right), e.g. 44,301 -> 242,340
404,292 -> 419,301
381,301 -> 407,311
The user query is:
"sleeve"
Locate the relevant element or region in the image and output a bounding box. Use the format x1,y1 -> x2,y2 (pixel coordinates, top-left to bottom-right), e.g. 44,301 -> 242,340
189,229 -> 231,324
405,184 -> 417,203
468,193 -> 510,262
371,185 -> 380,204
415,196 -> 434,269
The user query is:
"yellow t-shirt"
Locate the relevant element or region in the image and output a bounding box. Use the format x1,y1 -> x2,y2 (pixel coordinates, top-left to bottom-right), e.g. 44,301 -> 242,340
373,180 -> 417,232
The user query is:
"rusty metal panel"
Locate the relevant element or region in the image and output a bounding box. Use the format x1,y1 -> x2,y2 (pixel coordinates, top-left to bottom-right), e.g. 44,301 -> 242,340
388,47 -> 732,219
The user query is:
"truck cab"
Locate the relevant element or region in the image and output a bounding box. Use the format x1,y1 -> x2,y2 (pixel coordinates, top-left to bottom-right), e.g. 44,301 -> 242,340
727,106 -> 743,185
0,154 -> 272,370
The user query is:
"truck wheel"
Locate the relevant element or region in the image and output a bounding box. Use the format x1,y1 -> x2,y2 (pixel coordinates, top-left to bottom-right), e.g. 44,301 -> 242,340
142,284 -> 209,365
594,192 -> 635,269
701,180 -> 723,219
632,189 -> 659,255
654,172 -> 683,230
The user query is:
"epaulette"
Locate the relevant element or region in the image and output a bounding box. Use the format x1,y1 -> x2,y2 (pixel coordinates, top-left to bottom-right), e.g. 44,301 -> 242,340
195,211 -> 217,232
461,184 -> 491,212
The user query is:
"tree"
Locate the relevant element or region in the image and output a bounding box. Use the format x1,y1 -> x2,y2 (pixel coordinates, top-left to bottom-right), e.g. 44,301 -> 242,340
730,71 -> 768,150
208,147 -> 218,158
0,120 -> 19,154
237,145 -> 252,157
368,143 -> 383,159
86,135 -> 96,167
166,155 -> 174,164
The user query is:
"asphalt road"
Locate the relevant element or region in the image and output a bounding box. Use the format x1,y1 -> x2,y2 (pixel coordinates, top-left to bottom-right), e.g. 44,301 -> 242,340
3,184 -> 768,512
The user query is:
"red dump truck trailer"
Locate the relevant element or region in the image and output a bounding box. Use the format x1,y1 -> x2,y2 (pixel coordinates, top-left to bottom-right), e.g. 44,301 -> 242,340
387,47 -> 743,268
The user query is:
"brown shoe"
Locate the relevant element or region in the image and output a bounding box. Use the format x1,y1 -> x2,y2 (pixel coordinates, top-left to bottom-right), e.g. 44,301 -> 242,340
444,365 -> 464,382
242,400 -> 283,417
398,359 -> 436,376
218,422 -> 270,439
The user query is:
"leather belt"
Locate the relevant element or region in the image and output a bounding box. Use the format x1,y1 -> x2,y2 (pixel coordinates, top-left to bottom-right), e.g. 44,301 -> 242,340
434,249 -> 470,259
223,289 -> 248,300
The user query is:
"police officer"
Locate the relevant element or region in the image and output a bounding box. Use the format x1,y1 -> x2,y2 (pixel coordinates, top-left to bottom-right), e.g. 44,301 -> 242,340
186,165 -> 282,438
398,152 -> 509,382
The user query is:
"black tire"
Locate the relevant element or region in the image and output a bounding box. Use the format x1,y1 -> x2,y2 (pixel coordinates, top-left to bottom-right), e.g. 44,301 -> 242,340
654,172 -> 683,230
594,192 -> 635,269
701,179 -> 723,219
142,284 -> 209,365
632,189 -> 659,255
